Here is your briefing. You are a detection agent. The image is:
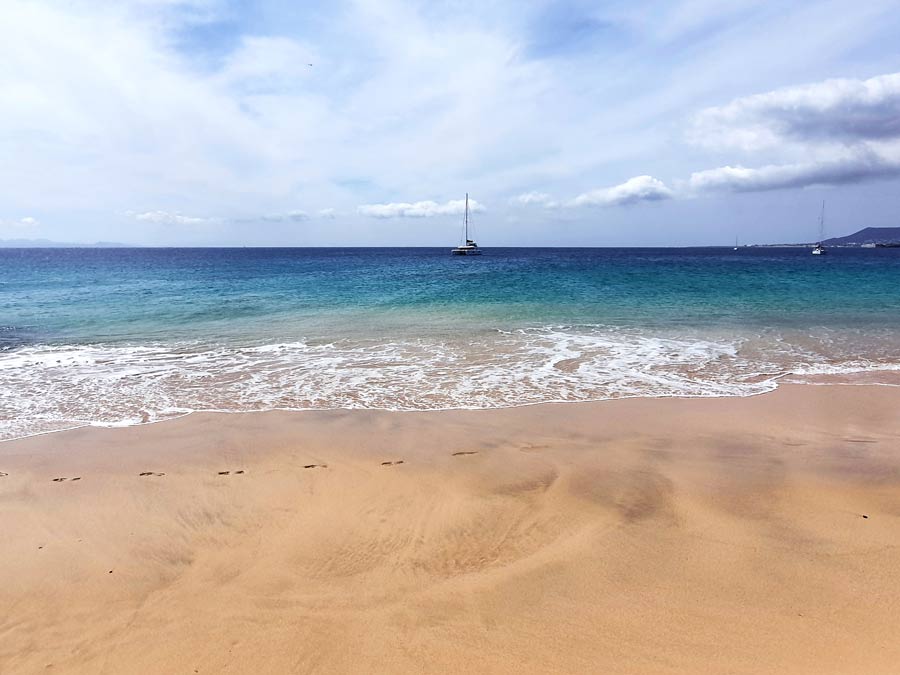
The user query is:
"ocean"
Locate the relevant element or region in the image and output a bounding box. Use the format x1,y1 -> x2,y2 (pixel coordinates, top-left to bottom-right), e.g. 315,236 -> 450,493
3,246 -> 900,440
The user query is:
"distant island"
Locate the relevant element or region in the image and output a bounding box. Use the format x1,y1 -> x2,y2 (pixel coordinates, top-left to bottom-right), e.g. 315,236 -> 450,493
819,227 -> 900,247
0,238 -> 132,248
751,227 -> 900,248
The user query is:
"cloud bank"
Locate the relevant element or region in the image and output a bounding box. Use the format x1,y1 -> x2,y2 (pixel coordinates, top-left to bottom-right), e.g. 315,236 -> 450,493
130,209 -> 329,225
692,72 -> 900,150
133,211 -> 214,226
688,153 -> 900,192
4,1 -> 900,244
688,72 -> 900,193
512,177 -> 674,210
357,199 -> 485,218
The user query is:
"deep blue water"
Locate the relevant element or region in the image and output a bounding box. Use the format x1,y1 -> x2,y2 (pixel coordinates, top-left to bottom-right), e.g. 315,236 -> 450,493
2,247 -> 900,439
4,247 -> 900,347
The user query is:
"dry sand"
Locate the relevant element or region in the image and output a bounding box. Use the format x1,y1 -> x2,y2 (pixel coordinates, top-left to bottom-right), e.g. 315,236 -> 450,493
1,384 -> 899,674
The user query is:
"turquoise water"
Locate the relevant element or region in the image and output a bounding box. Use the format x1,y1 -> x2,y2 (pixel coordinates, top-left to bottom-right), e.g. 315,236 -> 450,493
3,247 -> 900,439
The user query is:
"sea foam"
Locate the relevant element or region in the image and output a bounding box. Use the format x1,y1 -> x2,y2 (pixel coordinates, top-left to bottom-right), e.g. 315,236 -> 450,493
2,325 -> 897,441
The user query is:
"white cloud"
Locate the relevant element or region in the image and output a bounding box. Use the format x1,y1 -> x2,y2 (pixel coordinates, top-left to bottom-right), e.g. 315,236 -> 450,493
691,72 -> 900,151
512,178 -> 674,210
686,71 -> 900,192
569,176 -> 673,207
259,210 -> 309,222
511,192 -> 558,208
357,199 -> 485,218
132,209 -> 321,225
0,216 -> 39,228
132,210 -> 213,225
317,208 -> 336,219
4,1 -> 900,244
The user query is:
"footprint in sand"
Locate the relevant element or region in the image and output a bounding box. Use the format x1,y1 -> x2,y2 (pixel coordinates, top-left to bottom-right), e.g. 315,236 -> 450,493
452,451 -> 478,457
139,471 -> 165,477
217,470 -> 246,476
0,472 -> 8,477
303,464 -> 327,469
381,460 -> 405,466
52,477 -> 81,482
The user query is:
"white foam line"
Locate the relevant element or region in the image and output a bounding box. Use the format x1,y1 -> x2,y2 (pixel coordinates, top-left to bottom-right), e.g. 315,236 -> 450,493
0,371 -> 797,445
4,330 -> 900,443
12,374 -> 900,446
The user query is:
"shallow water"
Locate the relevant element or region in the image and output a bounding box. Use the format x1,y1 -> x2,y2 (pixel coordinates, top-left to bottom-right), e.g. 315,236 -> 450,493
3,246 -> 900,439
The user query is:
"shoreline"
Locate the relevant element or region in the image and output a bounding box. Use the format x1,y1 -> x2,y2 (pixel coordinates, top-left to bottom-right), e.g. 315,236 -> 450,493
2,383 -> 900,673
6,368 -> 900,445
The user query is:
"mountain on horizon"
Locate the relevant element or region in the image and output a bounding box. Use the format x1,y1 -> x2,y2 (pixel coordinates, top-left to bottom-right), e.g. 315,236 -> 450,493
821,227 -> 900,246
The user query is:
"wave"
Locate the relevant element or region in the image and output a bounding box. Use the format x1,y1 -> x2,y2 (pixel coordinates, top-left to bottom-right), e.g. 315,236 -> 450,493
1,325 -> 899,441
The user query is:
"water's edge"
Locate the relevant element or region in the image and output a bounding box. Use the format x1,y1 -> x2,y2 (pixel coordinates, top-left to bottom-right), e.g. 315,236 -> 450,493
8,370 -> 900,445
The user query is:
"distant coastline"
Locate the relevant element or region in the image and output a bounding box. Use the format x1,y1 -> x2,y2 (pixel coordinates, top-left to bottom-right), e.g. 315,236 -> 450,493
0,238 -> 133,248
750,226 -> 900,248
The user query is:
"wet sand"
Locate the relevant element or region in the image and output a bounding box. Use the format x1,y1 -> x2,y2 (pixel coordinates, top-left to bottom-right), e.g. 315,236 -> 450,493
1,384 -> 899,674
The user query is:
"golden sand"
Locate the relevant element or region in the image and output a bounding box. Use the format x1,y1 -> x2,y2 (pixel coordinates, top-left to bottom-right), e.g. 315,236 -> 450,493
1,384 -> 899,674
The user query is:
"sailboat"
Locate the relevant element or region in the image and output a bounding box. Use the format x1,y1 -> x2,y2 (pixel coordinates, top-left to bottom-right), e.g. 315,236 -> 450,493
451,193 -> 482,256
733,235 -> 739,251
812,201 -> 827,255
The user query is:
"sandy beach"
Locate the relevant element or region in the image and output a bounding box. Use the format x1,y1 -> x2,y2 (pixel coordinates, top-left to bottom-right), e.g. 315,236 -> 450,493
1,384 -> 899,674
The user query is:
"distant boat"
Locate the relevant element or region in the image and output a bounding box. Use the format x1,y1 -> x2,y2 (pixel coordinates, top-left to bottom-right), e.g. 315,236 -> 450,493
733,235 -> 739,251
812,201 -> 827,255
451,193 -> 482,256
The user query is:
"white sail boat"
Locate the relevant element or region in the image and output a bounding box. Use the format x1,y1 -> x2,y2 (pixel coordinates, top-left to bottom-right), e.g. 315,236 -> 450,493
812,201 -> 827,255
451,193 -> 482,256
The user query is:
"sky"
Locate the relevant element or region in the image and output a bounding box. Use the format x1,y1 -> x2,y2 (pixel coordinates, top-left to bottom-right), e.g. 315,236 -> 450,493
2,0 -> 900,246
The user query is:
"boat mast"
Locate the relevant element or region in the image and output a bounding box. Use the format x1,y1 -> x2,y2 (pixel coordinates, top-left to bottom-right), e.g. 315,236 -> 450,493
819,200 -> 825,242
465,193 -> 469,243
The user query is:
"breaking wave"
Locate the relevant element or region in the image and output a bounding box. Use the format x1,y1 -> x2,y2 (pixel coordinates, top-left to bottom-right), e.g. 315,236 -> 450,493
3,324 -> 899,441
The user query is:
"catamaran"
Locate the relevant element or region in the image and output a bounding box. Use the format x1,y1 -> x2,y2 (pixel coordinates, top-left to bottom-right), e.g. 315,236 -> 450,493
451,193 -> 482,256
812,201 -> 827,255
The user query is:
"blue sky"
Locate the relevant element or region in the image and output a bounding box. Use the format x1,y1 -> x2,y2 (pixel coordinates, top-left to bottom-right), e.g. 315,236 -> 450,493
3,0 -> 900,246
